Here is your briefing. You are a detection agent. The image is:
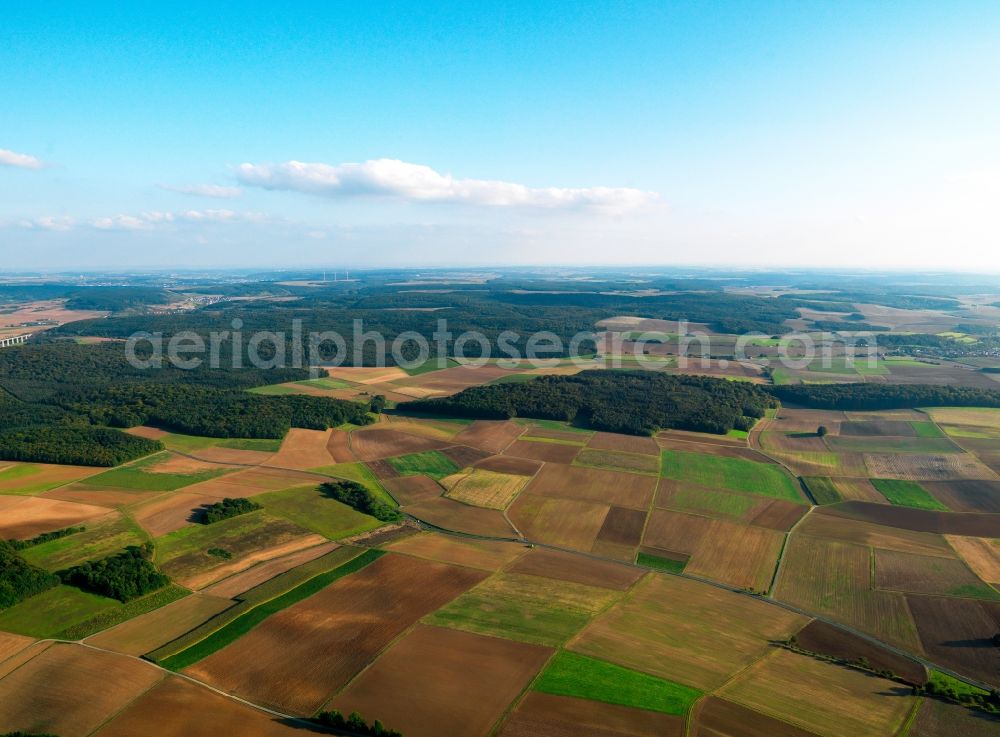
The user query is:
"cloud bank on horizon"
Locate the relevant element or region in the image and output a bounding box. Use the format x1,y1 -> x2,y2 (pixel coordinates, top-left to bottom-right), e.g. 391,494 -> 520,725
236,158 -> 658,213
0,148 -> 45,170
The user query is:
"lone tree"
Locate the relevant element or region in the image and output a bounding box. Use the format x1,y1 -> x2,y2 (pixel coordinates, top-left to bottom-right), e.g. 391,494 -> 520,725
817,425 -> 829,437
369,394 -> 387,414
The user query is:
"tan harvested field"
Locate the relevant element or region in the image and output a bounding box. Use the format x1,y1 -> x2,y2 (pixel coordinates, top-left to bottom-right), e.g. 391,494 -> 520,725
693,696 -> 825,737
717,648 -> 914,737
864,452 -> 997,480
325,365 -> 409,384
946,535 -> 1000,584
500,692 -> 685,737
86,593 -> 235,655
759,430 -> 832,455
505,546 -> 642,590
125,425 -> 170,440
326,429 -> 356,462
576,448 -> 661,474
0,642 -> 51,680
657,428 -> 747,447
386,532 -> 525,571
0,495 -> 111,539
405,496 -> 518,537
509,494 -> 610,551
350,427 -> 450,460
504,438 -> 581,463
446,468 -> 529,509
642,510 -> 784,591
526,464 -> 656,509
41,483 -> 163,507
191,446 -> 275,465
658,436 -> 771,460
522,426 -> 589,443
475,454 -> 542,476
0,632 -> 34,665
926,407 -> 1000,427
187,554 -> 488,714
391,363 -> 516,396
571,573 -> 807,690
267,428 -> 335,468
0,299 -> 108,329
774,535 -> 922,651
452,420 -> 524,453
182,466 -> 326,497
94,676 -> 308,737
180,533 -> 329,590
330,624 -> 552,737
203,541 -> 340,597
130,491 -> 222,536
382,474 -> 442,504
874,548 -> 988,596
907,595 -> 1000,686
145,453 -> 236,474
385,414 -> 467,440
587,431 -> 660,454
0,643 -> 163,737
0,462 -> 102,493
909,694 -> 1000,736
796,512 -> 954,556
830,477 -> 888,502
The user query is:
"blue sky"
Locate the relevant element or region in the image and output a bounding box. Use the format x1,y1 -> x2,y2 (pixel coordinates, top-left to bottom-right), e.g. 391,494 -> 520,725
1,1 -> 998,270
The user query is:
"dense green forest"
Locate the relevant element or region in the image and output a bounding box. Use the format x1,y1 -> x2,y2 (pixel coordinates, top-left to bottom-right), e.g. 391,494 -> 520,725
770,383 -> 1000,410
64,286 -> 175,311
59,544 -> 169,602
320,480 -> 400,521
0,540 -> 59,609
0,427 -> 162,466
406,370 -> 777,435
198,498 -> 261,524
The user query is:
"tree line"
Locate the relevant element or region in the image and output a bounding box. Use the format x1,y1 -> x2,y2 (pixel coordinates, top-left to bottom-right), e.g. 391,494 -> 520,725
197,498 -> 261,524
769,383 -> 1000,411
0,540 -> 59,610
58,544 -> 169,602
320,480 -> 400,522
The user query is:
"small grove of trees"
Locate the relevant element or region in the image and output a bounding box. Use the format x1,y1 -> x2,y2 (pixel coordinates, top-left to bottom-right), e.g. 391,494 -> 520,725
58,544 -> 169,602
313,710 -> 402,737
320,480 -> 400,522
0,427 -> 162,467
197,497 -> 261,524
0,540 -> 59,610
817,425 -> 828,437
7,526 -> 85,551
912,679 -> 1000,715
369,394 -> 387,413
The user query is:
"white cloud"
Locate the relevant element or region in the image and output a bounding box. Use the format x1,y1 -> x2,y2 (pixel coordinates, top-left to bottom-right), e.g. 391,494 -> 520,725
0,148 -> 45,169
18,215 -> 75,231
14,209 -> 264,232
236,158 -> 658,213
159,183 -> 243,199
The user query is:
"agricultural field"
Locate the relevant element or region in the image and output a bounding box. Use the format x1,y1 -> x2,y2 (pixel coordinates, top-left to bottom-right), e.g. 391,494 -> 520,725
660,450 -> 804,502
0,462 -> 102,494
444,467 -> 530,509
499,691 -> 685,737
870,478 -> 950,510
946,535 -> 1000,584
576,448 -> 661,474
386,449 -> 461,479
0,495 -> 111,539
874,548 -> 999,599
255,483 -> 383,538
526,463 -> 656,509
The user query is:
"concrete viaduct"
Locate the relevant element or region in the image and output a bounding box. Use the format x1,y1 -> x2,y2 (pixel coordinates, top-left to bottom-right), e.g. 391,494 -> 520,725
0,334 -> 29,348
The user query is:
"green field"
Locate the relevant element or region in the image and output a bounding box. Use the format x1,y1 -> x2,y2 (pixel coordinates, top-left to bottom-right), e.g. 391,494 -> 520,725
160,548 -> 383,670
402,357 -> 460,375
247,383 -> 303,395
575,448 -> 660,475
519,419 -> 594,435
160,433 -> 283,453
424,573 -> 619,647
55,584 -> 189,640
256,484 -> 382,539
801,477 -> 843,505
870,479 -> 949,511
0,584 -> 120,638
21,514 -> 148,570
386,450 -> 460,480
636,551 -> 687,574
663,485 -> 759,519
910,421 -> 945,438
81,452 -> 234,491
0,464 -> 90,495
310,460 -> 397,507
660,450 -> 804,503
296,377 -> 355,389
535,651 -> 702,715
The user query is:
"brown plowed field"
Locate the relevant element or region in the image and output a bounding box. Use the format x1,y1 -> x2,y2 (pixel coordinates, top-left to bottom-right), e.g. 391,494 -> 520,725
441,444 -> 492,468
201,541 -> 340,598
922,480 -> 1000,513
509,494 -> 609,551
587,431 -> 661,455
798,511 -> 955,556
452,420 -> 524,453
94,676 -> 307,737
792,620 -> 927,685
643,510 -> 784,591
658,436 -> 772,460
351,428 -> 451,460
131,491 -> 222,536
187,554 -> 488,714
820,501 -> 1000,537
505,546 -> 642,590
746,499 -> 810,531
874,548 -> 988,596
326,366 -> 409,384
0,632 -> 34,664
840,420 -> 916,436
385,532 -> 524,571
0,643 -> 163,737
404,496 -> 517,537
504,439 -> 581,463
41,484 -> 162,507
183,467 -> 326,497
0,496 -> 111,539
393,364 -> 516,395
86,593 -> 235,656
193,446 -> 275,465
596,506 -> 647,547
946,535 -> 1000,584
326,429 -> 356,462
500,692 -> 684,737
522,426 -> 589,443
909,696 -> 1000,737
693,696 -> 823,737
474,454 -> 542,476
383,474 -> 442,504
267,428 -> 334,469
329,624 -> 552,737
525,464 -> 656,509
908,595 -> 1000,686
366,458 -> 401,479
